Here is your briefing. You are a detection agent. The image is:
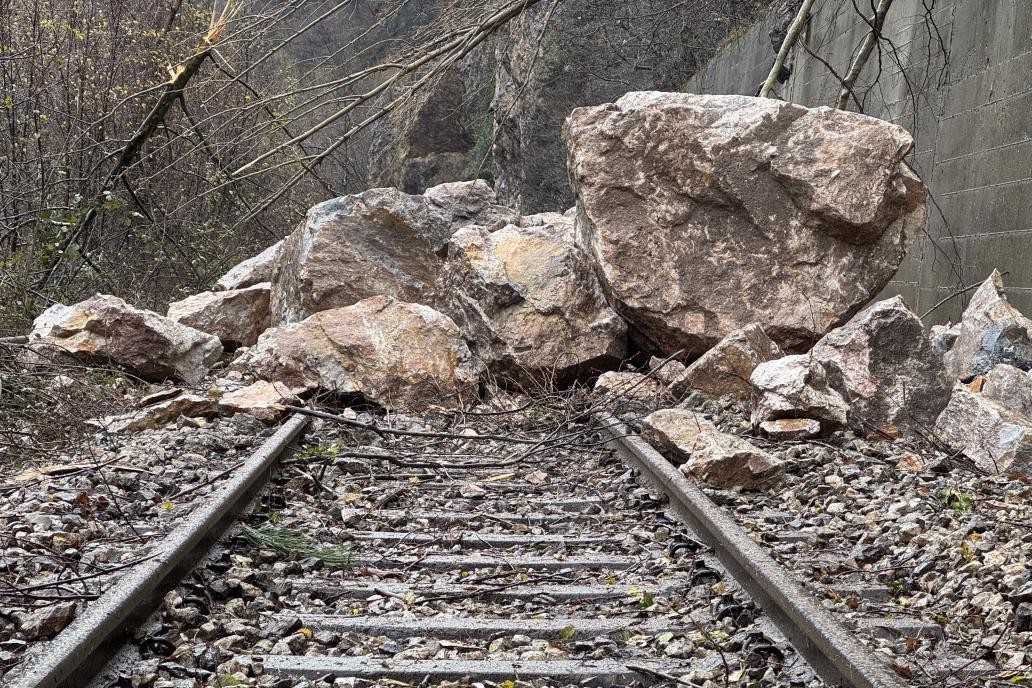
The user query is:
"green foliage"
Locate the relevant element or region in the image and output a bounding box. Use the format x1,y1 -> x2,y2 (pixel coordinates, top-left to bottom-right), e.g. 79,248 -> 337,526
296,439 -> 347,462
939,487 -> 974,512
241,525 -> 351,568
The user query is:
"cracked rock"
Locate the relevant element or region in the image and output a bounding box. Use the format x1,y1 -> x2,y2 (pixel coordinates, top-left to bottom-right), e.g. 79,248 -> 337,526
943,270 -> 1032,381
750,355 -> 849,433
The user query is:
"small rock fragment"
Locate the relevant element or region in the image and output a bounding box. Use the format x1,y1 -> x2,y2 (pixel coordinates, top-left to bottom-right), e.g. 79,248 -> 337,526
1016,603 -> 1032,633
896,452 -> 928,473
18,602 -> 77,639
525,471 -> 549,485
643,408 -> 783,489
648,357 -> 689,395
95,393 -> 216,433
759,418 -> 821,441
594,371 -> 662,400
750,355 -> 849,432
459,483 -> 487,498
217,381 -> 300,424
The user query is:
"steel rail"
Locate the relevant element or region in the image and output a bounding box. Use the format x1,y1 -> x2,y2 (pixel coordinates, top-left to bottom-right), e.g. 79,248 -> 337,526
4,413 -> 309,688
600,413 -> 905,688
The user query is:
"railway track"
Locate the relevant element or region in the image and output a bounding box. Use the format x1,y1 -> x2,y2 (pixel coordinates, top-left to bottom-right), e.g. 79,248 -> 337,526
5,404 -> 910,688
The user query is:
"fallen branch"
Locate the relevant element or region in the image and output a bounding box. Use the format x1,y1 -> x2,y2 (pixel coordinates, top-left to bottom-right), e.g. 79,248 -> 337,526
835,0 -> 895,109
759,0 -> 817,98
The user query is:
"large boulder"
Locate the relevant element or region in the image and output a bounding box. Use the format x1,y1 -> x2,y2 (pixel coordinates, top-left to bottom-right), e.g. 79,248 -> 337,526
232,296 -> 481,411
942,271 -> 1032,381
215,240 -> 282,291
643,408 -> 782,489
28,295 -> 222,384
750,354 -> 849,432
564,92 -> 926,354
810,296 -> 950,431
167,283 -> 271,348
934,386 -> 1032,477
270,181 -> 517,324
655,324 -> 781,403
438,216 -> 625,383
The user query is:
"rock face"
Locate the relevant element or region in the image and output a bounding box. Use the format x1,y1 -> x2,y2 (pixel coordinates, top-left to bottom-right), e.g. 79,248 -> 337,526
493,0 -> 765,213
367,61 -> 489,194
934,386 -> 1032,477
269,181 -> 516,325
810,296 -> 950,431
594,371 -> 662,400
564,92 -> 926,354
233,296 -> 481,411
750,354 -> 849,432
438,217 -> 625,383
943,271 -> 1032,381
28,295 -> 222,384
643,408 -> 782,489
670,324 -> 782,402
167,283 -> 271,348
215,240 -> 282,291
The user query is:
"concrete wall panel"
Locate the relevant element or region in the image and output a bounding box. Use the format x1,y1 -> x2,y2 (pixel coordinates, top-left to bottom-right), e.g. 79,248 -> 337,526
686,0 -> 1032,323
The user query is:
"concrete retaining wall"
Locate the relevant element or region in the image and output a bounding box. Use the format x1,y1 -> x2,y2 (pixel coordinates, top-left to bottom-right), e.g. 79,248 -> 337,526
686,0 -> 1032,323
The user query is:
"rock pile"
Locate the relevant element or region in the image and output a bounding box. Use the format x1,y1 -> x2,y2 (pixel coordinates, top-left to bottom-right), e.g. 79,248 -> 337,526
28,91 -> 1032,488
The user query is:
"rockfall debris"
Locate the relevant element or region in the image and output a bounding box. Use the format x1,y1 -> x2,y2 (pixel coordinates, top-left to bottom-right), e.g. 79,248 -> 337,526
16,93 -> 1032,489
